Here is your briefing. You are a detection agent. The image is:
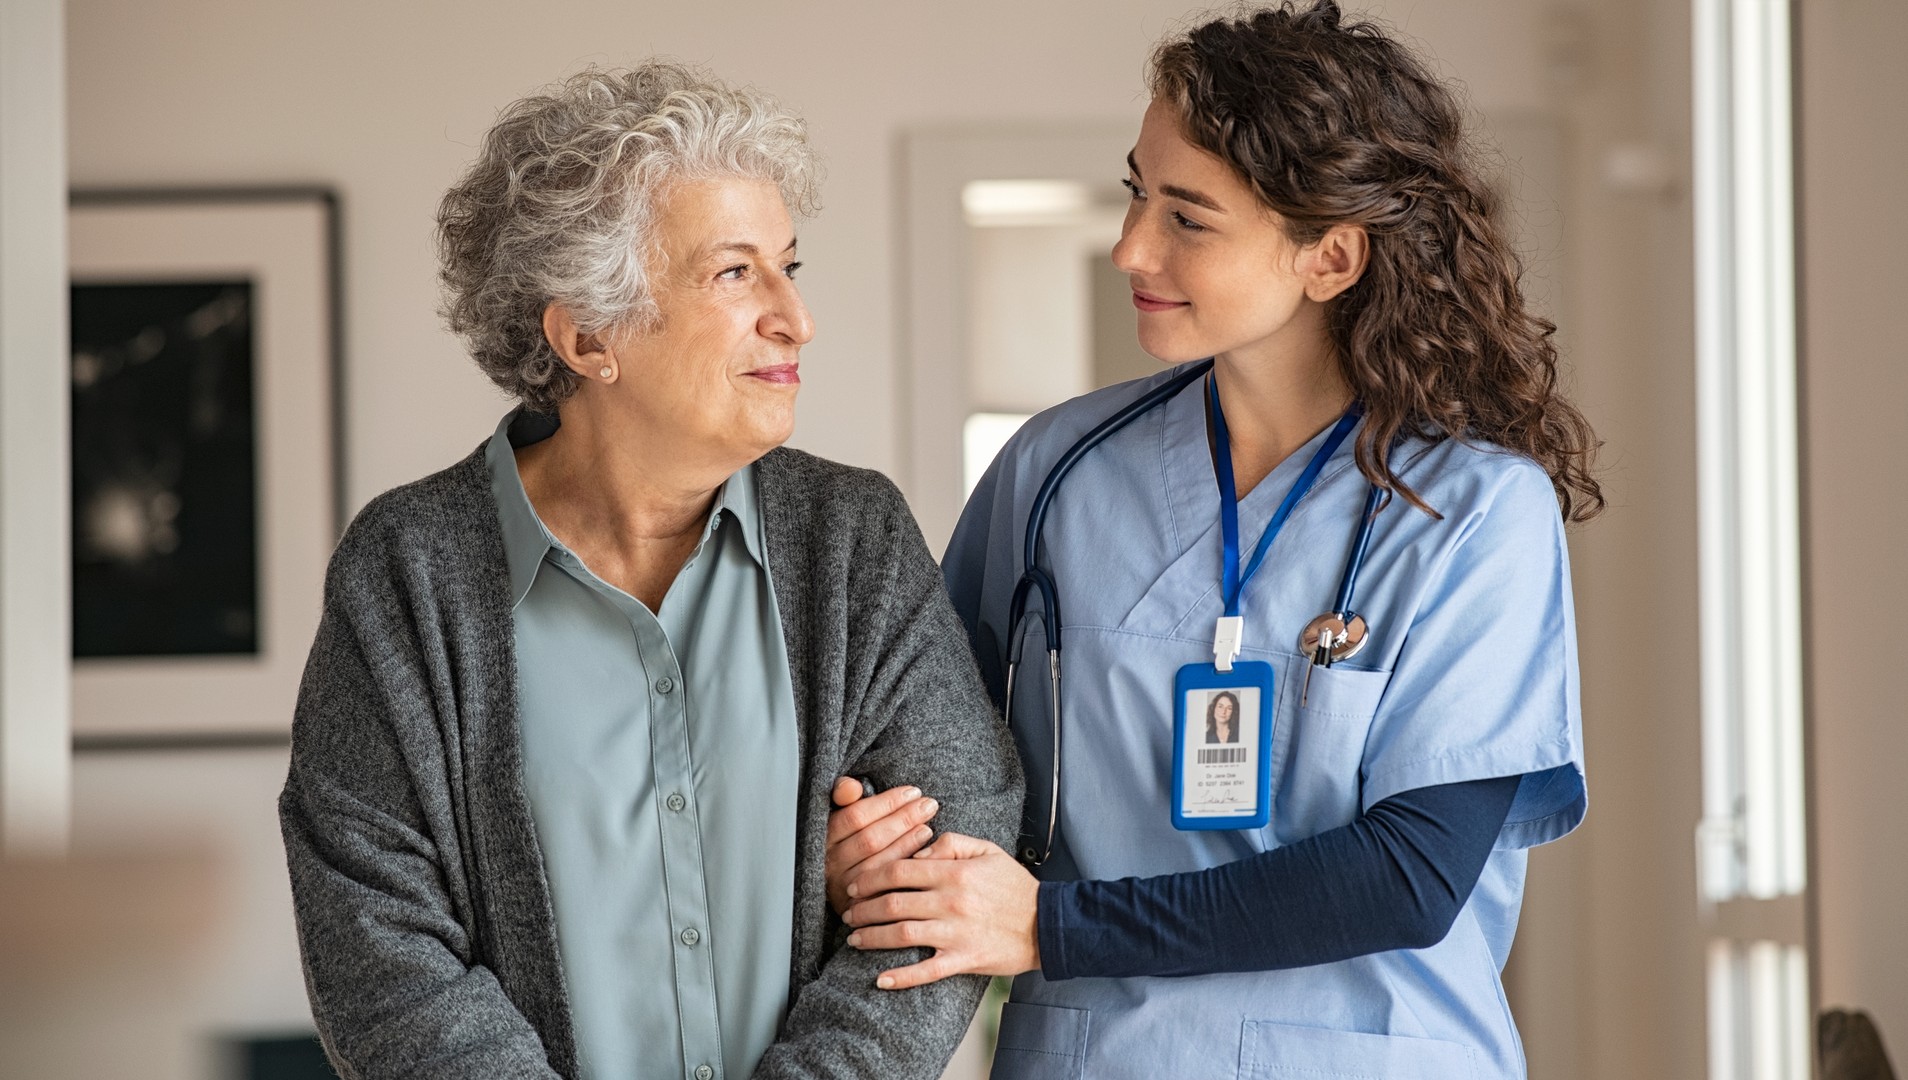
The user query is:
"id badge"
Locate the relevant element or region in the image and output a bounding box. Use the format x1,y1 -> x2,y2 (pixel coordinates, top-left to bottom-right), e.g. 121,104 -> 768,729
1172,660 -> 1274,831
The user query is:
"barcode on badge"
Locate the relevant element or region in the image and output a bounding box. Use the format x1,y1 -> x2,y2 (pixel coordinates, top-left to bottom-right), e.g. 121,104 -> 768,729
1196,747 -> 1247,764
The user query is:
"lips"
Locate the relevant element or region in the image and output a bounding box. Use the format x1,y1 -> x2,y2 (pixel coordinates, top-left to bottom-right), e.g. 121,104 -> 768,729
1131,288 -> 1188,313
746,364 -> 800,385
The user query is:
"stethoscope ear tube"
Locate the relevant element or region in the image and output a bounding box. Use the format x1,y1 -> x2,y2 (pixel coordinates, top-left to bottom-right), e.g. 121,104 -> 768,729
1008,568 -> 1062,656
1299,480 -> 1385,707
1009,362 -> 1213,867
1006,570 -> 1064,867
1020,361 -> 1216,574
1331,483 -> 1386,617
1007,645 -> 1063,867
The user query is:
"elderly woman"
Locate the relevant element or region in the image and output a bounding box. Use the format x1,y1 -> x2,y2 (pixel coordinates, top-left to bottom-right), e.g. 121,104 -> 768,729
279,64 -> 1021,1080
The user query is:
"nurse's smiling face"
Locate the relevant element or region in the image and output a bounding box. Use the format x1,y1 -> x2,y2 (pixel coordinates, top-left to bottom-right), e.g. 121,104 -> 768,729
1111,100 -> 1364,367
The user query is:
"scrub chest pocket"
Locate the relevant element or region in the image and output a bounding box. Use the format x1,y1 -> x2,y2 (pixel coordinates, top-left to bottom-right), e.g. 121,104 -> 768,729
1271,654 -> 1390,843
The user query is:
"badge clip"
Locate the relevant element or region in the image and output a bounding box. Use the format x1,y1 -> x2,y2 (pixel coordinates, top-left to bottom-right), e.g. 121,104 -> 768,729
1213,615 -> 1243,673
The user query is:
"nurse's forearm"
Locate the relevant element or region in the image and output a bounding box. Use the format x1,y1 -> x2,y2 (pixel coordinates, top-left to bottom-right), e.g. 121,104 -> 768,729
1035,773 -> 1521,980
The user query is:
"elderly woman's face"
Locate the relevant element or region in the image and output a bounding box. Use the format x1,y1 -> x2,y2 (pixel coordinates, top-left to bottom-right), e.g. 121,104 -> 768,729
614,176 -> 812,462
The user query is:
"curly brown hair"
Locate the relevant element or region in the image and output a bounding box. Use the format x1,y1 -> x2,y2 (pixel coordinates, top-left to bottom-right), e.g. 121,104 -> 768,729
1150,1 -> 1603,521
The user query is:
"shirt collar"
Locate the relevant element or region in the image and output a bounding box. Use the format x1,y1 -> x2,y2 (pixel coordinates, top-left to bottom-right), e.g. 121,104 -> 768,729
485,409 -> 769,608
486,409 -> 560,608
712,451 -> 769,570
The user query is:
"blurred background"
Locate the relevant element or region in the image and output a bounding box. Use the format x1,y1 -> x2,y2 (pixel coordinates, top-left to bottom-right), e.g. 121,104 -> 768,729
1,0 -> 1902,1077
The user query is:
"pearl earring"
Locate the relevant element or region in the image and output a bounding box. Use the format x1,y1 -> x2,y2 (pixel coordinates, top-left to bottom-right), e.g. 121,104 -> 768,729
599,366 -> 613,379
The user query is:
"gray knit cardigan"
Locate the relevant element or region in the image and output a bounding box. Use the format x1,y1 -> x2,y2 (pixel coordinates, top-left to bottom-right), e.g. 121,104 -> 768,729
279,441 -> 1025,1080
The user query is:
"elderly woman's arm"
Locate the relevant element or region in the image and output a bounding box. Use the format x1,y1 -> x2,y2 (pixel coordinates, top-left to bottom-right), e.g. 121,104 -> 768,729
281,577 -> 564,1079
752,473 -> 1024,1080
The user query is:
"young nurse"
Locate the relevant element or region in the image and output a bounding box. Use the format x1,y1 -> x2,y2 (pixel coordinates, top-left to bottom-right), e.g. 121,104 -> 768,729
825,3 -> 1601,1076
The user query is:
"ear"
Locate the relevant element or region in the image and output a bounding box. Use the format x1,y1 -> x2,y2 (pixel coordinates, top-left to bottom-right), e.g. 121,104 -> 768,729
1301,223 -> 1369,302
541,304 -> 614,381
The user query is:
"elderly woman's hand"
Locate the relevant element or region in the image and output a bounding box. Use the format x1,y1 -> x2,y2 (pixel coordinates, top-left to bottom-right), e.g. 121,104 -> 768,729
841,832 -> 1041,990
825,777 -> 940,916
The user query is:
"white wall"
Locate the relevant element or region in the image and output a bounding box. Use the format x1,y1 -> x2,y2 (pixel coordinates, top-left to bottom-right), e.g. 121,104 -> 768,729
55,1 -> 1703,1078
0,0 -> 71,855
969,219 -> 1119,413
1799,0 -> 1908,1052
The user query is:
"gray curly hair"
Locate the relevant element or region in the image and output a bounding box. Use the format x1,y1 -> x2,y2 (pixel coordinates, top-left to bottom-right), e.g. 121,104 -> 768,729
437,62 -> 821,412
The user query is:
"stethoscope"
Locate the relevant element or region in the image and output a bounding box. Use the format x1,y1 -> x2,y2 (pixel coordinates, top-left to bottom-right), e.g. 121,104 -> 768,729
1005,359 -> 1386,866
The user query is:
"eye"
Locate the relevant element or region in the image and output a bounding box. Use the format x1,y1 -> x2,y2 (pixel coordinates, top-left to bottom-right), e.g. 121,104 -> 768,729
1171,211 -> 1207,233
782,260 -> 803,279
1120,177 -> 1144,200
718,264 -> 750,281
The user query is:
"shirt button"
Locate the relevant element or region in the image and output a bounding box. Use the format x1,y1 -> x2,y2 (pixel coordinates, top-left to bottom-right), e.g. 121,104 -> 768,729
680,927 -> 701,946
655,676 -> 676,695
695,1066 -> 714,1080
665,793 -> 687,812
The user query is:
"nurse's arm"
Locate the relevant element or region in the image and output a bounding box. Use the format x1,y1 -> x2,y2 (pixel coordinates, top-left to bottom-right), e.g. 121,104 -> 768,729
842,776 -> 1519,985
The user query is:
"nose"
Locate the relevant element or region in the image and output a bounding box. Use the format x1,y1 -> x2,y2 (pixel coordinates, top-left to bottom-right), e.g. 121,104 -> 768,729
761,272 -> 814,346
1110,203 -> 1155,277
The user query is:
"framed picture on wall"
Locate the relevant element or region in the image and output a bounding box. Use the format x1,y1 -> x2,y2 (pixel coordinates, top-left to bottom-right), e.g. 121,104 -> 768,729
68,188 -> 343,745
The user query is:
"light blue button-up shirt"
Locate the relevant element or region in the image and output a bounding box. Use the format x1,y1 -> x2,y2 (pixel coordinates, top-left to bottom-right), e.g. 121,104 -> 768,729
487,410 -> 799,1080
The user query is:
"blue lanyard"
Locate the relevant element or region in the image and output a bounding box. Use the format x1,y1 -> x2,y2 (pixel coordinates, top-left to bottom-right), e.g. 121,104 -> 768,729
1209,376 -> 1360,619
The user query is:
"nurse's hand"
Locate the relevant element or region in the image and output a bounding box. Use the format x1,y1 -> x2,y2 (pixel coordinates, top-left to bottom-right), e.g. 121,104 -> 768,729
841,832 -> 1040,990
825,777 -> 939,916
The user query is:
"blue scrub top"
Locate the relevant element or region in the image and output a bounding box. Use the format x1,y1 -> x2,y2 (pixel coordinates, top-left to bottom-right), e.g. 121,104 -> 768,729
943,364 -> 1586,1080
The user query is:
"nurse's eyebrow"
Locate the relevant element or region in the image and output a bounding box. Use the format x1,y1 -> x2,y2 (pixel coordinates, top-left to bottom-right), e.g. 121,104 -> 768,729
1126,150 -> 1225,213
1161,183 -> 1224,213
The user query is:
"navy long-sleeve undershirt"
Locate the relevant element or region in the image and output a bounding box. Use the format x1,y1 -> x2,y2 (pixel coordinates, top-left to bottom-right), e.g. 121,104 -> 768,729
1035,773 -> 1522,980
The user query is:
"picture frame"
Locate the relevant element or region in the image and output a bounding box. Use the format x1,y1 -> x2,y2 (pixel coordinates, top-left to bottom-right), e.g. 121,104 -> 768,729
68,188 -> 343,746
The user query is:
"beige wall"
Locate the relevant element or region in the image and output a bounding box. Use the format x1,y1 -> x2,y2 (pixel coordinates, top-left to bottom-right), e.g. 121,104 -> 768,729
1800,0 -> 1908,1051
3,749 -> 303,1079
1506,1 -> 1707,1076
65,0 -> 1557,502
43,1 -> 1715,1077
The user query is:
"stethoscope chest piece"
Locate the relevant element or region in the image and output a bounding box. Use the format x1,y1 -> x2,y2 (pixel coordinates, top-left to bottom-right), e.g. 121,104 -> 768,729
1299,611 -> 1369,665
1298,611 -> 1369,708
1305,610 -> 1366,709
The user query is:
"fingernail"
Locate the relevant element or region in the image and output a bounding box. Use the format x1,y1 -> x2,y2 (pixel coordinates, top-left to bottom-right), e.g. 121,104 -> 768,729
906,787 -> 921,800
920,798 -> 939,816
877,975 -> 894,989
915,826 -> 932,842
847,932 -> 862,947
846,882 -> 859,898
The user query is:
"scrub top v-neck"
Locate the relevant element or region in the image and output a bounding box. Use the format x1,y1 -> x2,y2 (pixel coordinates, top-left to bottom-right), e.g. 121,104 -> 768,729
943,363 -> 1586,1080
